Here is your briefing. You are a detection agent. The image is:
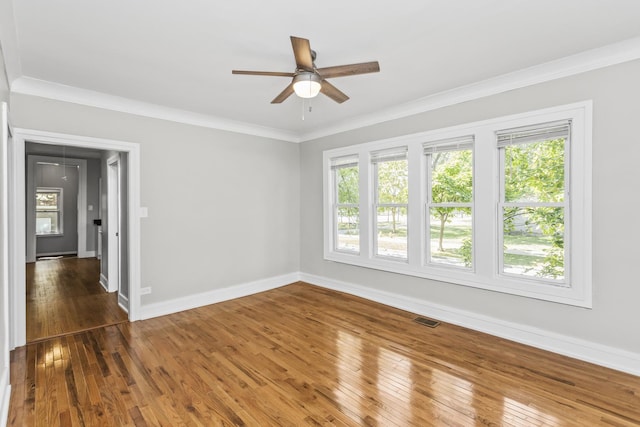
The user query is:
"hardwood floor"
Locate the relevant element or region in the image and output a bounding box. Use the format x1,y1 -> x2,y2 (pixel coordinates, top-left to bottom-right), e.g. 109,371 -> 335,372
9,282 -> 640,426
27,257 -> 128,342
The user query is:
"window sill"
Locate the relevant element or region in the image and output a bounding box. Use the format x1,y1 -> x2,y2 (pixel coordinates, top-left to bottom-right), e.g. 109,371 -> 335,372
324,252 -> 591,308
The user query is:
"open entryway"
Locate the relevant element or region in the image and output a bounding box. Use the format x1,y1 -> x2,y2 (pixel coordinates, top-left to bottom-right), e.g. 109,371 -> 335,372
7,129 -> 141,349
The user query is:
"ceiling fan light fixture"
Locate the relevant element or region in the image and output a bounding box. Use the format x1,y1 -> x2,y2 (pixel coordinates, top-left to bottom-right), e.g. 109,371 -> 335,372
293,72 -> 322,98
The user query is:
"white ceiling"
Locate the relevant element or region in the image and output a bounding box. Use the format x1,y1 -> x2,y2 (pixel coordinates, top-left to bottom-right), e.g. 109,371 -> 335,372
3,0 -> 640,141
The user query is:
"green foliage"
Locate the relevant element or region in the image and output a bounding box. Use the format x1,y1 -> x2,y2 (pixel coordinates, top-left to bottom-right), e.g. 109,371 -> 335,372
504,139 -> 564,203
503,138 -> 566,279
430,150 -> 473,251
336,166 -> 359,204
377,160 -> 408,233
377,160 -> 408,204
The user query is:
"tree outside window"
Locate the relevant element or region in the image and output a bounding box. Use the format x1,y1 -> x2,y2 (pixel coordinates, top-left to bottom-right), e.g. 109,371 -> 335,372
36,188 -> 63,235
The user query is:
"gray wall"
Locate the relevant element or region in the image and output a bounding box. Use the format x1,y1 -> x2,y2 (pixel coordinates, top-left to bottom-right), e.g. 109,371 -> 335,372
10,94 -> 301,305
300,59 -> 640,355
86,158 -> 101,253
35,162 -> 79,255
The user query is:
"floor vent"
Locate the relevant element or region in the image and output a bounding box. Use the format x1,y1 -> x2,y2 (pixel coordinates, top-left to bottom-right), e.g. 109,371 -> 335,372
414,317 -> 440,328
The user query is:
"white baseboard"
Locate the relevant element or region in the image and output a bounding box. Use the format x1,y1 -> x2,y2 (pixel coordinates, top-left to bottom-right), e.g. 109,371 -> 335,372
300,272 -> 640,377
78,250 -> 96,258
118,293 -> 129,313
35,251 -> 77,257
99,273 -> 108,292
139,273 -> 300,320
0,367 -> 10,427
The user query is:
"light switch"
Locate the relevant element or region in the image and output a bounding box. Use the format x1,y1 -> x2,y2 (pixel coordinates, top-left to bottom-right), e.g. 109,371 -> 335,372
140,207 -> 148,218
88,205 -> 93,211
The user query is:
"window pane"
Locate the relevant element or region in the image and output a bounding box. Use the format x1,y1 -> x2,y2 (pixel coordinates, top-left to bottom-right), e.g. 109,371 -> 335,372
376,206 -> 407,259
336,207 -> 359,252
504,138 -> 565,203
431,149 -> 473,203
36,192 -> 59,210
429,207 -> 472,268
36,211 -> 60,235
502,207 -> 564,280
377,160 -> 408,204
336,166 -> 359,204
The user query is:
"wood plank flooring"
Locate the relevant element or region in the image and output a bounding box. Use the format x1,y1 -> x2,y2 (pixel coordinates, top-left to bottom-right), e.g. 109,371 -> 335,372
9,282 -> 640,426
27,257 -> 128,342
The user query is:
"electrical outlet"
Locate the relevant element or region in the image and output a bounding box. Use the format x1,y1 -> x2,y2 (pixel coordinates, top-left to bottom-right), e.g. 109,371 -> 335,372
140,287 -> 151,295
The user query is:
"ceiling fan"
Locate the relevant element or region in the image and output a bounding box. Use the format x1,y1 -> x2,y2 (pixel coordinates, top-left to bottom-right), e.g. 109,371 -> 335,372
232,36 -> 380,104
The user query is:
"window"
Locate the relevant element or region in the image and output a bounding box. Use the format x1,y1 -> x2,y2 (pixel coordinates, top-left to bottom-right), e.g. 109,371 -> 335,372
424,137 -> 474,269
323,102 -> 591,307
497,121 -> 569,283
36,187 -> 63,235
331,155 -> 360,253
372,147 -> 408,260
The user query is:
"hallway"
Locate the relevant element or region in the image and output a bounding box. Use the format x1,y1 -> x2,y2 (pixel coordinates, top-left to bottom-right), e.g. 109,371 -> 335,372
26,257 -> 128,342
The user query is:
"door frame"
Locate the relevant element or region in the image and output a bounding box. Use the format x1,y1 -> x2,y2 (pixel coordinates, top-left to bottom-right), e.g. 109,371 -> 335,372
26,155 -> 89,261
8,128 -> 142,349
106,154 -> 121,294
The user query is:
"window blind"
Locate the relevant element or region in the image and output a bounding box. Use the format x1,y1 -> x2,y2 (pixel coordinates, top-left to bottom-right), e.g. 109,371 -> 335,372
423,136 -> 474,154
330,154 -> 359,170
370,146 -> 408,163
496,120 -> 571,148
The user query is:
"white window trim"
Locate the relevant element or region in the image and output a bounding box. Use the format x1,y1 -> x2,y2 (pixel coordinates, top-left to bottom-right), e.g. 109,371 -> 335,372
35,186 -> 64,237
323,101 -> 592,308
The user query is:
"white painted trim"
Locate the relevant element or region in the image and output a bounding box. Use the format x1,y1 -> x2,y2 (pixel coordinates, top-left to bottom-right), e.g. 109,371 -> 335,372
139,273 -> 299,320
118,294 -> 129,313
0,102 -> 10,427
8,37 -> 640,144
99,273 -> 108,292
106,155 -> 120,294
35,251 -> 78,257
0,367 -> 10,427
11,77 -> 300,143
322,102 -> 592,307
84,250 -> 96,258
8,128 -> 142,349
300,272 -> 640,377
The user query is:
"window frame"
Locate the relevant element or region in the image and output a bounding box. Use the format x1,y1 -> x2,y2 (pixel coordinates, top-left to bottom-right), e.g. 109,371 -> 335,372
497,121 -> 571,285
323,101 -> 592,308
35,186 -> 64,237
424,137 -> 475,271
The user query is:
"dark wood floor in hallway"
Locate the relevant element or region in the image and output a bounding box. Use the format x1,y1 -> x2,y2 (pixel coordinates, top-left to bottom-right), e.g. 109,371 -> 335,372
26,257 -> 128,342
9,282 -> 640,426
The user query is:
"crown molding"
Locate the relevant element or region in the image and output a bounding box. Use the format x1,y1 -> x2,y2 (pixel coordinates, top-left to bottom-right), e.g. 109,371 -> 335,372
7,36 -> 640,144
299,35 -> 640,142
11,77 -> 301,143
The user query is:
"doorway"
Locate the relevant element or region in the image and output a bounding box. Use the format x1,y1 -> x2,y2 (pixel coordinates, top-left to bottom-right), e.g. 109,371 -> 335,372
8,129 -> 141,349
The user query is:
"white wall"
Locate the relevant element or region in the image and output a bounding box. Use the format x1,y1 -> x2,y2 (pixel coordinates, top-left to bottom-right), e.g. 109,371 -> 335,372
0,45 -> 11,427
300,60 -> 640,359
9,93 -> 301,306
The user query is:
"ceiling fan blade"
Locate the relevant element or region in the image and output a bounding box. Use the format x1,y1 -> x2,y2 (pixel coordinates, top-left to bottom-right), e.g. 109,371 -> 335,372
271,83 -> 295,104
320,80 -> 349,104
290,36 -> 314,71
232,70 -> 295,77
316,61 -> 380,79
